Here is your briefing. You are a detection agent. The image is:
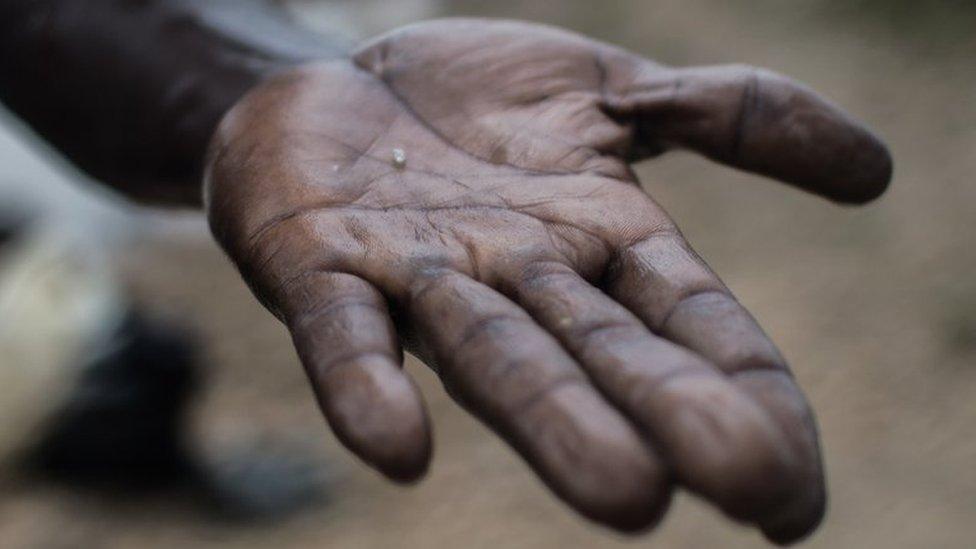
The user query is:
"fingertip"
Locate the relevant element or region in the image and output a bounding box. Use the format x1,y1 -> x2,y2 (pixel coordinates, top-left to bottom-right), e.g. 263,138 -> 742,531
668,381 -> 826,542
316,354 -> 433,484
829,131 -> 893,205
573,451 -> 673,534
608,488 -> 673,533
650,375 -> 802,523
592,454 -> 672,533
375,445 -> 432,485
525,384 -> 673,532
758,471 -> 827,545
761,503 -> 826,546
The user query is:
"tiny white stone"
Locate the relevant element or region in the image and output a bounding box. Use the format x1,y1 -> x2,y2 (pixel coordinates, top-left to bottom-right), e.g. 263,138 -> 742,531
332,164 -> 340,172
392,148 -> 407,168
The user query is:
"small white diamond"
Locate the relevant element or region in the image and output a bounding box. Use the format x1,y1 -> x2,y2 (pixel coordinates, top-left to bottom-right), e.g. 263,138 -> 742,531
392,148 -> 407,168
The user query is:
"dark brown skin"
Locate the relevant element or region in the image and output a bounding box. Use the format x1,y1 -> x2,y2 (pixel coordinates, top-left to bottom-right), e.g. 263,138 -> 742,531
1,2 -> 892,545
207,20 -> 891,543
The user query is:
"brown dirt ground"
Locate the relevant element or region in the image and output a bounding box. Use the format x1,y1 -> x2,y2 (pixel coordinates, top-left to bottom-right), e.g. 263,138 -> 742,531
1,1 -> 974,547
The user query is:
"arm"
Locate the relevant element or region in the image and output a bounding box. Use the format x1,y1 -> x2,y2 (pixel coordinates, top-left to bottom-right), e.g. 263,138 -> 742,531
0,0 -> 343,204
0,4 -> 893,545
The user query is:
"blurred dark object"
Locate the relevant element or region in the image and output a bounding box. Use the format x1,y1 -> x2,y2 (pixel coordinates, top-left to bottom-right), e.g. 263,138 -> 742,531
25,310 -> 200,489
0,202 -> 33,250
21,308 -> 329,521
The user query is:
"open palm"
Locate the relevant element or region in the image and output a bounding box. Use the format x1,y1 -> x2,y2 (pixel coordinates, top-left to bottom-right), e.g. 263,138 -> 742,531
205,19 -> 891,544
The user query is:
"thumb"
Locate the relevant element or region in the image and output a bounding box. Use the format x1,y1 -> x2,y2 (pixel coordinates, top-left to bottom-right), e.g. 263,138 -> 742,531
603,60 -> 893,204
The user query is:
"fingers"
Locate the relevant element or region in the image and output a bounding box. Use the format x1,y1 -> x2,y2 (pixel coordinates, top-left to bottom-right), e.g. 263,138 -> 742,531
606,62 -> 892,203
504,261 -> 799,526
404,270 -> 670,531
606,233 -> 826,544
282,271 -> 431,483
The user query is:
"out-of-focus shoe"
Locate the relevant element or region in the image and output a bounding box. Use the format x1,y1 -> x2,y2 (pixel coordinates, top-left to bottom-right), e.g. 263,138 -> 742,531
25,309 -> 201,488
0,219 -> 328,521
27,308 -> 330,521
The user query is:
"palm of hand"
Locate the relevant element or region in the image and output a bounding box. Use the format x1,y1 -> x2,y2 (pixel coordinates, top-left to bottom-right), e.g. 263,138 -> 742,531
206,20 -> 891,544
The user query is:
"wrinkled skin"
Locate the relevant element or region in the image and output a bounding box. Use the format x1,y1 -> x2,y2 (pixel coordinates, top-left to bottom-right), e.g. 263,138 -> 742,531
206,19 -> 891,544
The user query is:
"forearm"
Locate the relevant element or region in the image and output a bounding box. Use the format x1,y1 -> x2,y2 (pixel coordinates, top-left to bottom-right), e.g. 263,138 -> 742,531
0,0 -> 345,205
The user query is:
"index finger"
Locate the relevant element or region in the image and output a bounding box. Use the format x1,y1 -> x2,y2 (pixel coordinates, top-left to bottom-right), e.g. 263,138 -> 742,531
404,270 -> 671,531
605,231 -> 826,545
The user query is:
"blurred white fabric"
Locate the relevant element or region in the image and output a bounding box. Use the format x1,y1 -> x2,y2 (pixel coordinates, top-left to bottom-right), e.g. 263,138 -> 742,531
0,227 -> 124,467
0,0 -> 441,474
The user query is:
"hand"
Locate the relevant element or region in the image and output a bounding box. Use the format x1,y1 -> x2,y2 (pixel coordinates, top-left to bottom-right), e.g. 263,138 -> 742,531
205,19 -> 891,544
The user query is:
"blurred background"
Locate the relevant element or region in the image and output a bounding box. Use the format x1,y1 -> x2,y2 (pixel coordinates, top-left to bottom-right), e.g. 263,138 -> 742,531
1,0 -> 974,547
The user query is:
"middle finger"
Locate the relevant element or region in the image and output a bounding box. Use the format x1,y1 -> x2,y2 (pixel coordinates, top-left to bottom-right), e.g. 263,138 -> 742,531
403,269 -> 671,531
501,260 -> 798,524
